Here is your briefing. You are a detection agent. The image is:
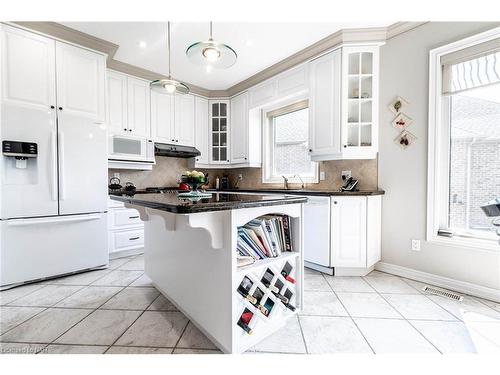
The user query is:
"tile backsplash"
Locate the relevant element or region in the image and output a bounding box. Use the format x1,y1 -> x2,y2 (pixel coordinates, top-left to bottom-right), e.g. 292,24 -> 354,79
109,157 -> 378,191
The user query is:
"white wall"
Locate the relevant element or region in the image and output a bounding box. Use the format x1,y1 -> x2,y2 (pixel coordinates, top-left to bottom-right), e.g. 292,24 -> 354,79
378,22 -> 500,290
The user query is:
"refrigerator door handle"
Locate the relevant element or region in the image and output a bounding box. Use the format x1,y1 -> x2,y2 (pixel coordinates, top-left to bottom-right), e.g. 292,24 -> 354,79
6,213 -> 102,226
51,130 -> 58,201
58,131 -> 65,200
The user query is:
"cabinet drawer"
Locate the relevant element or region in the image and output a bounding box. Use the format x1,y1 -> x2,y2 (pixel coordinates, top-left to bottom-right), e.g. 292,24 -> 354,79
113,229 -> 144,250
112,208 -> 143,227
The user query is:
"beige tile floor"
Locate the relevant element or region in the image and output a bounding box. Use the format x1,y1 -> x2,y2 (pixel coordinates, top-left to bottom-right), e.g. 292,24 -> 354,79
1,254 -> 499,354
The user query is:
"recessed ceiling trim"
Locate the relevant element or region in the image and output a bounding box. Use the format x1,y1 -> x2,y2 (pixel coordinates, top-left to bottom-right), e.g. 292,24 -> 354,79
10,21 -> 427,98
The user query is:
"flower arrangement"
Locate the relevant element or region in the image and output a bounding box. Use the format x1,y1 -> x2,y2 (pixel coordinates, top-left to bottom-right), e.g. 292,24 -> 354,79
181,170 -> 207,192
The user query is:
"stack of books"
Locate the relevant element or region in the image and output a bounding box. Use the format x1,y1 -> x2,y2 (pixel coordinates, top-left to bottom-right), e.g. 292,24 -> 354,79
237,215 -> 293,263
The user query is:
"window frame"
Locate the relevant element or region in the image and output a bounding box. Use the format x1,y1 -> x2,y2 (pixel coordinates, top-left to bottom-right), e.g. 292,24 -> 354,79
262,97 -> 319,184
427,26 -> 500,251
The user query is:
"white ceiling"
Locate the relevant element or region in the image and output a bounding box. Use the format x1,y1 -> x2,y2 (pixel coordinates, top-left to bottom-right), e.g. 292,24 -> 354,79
61,22 -> 393,90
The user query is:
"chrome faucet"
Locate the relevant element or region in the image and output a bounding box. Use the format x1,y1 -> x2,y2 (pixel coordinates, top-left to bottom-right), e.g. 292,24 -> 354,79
282,176 -> 289,190
293,174 -> 305,189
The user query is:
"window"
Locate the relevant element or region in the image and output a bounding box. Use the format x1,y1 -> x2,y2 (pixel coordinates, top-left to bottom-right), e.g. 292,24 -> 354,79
263,100 -> 318,184
428,27 -> 500,249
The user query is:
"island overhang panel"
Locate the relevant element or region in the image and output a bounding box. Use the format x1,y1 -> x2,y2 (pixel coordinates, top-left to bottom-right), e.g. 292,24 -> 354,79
110,192 -> 306,353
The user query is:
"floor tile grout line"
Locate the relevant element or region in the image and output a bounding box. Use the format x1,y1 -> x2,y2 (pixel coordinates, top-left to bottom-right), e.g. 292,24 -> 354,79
0,257 -> 144,350
294,314 -> 309,354
103,287 -> 159,354
40,282 -> 133,350
0,283 -> 93,339
323,274 -> 375,354
171,320 -> 191,353
397,277 -> 466,321
0,306 -> 50,338
363,275 -> 443,354
0,284 -> 47,305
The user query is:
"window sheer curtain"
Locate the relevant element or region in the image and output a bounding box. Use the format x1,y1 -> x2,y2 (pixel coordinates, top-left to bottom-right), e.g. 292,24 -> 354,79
441,37 -> 500,95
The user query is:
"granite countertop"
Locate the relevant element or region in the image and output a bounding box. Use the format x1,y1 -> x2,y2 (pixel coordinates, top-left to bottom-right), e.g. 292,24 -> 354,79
208,188 -> 385,197
109,191 -> 307,214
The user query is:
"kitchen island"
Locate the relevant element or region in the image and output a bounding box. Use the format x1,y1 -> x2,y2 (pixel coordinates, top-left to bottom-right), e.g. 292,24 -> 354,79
110,191 -> 307,354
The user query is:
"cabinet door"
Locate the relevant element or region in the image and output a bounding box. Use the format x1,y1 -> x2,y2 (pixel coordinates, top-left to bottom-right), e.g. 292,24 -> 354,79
341,46 -> 379,159
174,94 -> 195,146
127,77 -> 150,138
230,92 -> 249,163
194,96 -> 209,164
55,41 -> 105,121
308,50 -> 341,159
107,70 -> 128,135
209,100 -> 230,164
151,90 -> 174,143
331,197 -> 367,268
1,25 -> 56,110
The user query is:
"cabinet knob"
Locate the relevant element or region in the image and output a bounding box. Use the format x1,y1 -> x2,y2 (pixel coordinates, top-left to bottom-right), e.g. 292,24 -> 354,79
171,139 -> 175,142
343,145 -> 347,148
227,160 -> 229,162
309,149 -> 312,152
123,128 -> 127,131
128,129 -> 132,132
58,107 -> 63,110
244,157 -> 247,160
333,201 -> 338,204
50,105 -> 55,109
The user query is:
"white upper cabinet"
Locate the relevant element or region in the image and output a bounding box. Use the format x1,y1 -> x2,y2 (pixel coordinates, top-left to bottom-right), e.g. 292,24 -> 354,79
194,96 -> 209,165
230,92 -> 249,164
209,100 -> 230,164
127,77 -> 150,138
308,50 -> 342,160
107,70 -> 128,135
1,25 -> 56,110
55,41 -> 105,121
308,45 -> 379,161
151,90 -> 174,143
150,92 -> 195,147
248,65 -> 308,109
174,94 -> 195,147
341,46 -> 379,159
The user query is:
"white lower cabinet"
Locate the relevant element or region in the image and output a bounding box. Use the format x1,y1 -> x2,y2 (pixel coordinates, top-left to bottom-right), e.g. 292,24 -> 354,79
303,195 -> 382,275
107,198 -> 144,258
331,195 -> 381,273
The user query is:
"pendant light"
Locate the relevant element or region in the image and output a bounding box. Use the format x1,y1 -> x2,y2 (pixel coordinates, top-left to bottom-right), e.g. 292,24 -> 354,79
151,22 -> 189,95
186,22 -> 237,69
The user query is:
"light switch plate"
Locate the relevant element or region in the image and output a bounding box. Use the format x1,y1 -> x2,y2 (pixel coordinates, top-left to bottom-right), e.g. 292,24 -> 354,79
411,239 -> 421,251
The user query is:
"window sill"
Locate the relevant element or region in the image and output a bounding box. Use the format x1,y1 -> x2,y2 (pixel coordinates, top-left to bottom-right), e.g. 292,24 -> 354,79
427,234 -> 499,253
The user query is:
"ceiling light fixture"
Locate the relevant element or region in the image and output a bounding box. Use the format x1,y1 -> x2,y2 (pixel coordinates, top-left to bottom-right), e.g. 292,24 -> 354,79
186,22 -> 237,69
151,22 -> 189,95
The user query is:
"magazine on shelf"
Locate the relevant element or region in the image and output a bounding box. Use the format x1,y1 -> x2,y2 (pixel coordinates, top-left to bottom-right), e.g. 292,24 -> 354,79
236,215 -> 293,266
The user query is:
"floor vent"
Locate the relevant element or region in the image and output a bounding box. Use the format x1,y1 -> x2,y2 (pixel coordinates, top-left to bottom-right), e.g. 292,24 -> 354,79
422,286 -> 464,301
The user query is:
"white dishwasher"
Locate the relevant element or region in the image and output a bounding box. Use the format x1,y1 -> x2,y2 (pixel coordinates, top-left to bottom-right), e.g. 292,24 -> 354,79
303,195 -> 331,270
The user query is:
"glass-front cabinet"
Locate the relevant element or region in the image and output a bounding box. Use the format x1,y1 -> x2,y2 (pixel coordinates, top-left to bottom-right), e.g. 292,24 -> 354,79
341,46 -> 379,159
209,100 -> 230,164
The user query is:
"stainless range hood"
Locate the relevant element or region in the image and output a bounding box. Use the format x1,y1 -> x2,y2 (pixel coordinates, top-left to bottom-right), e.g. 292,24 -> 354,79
154,143 -> 201,158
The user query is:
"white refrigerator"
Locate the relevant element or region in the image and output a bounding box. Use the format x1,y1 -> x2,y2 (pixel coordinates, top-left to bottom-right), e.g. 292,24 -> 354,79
0,24 -> 108,288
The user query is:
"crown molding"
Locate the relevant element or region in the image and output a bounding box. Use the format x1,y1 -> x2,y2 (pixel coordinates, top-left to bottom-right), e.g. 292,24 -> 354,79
11,21 -> 427,98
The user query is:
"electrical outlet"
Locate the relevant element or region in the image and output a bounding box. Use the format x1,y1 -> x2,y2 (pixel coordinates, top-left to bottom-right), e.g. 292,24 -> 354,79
341,170 -> 352,181
411,239 -> 421,251
320,171 -> 326,181
113,172 -> 120,179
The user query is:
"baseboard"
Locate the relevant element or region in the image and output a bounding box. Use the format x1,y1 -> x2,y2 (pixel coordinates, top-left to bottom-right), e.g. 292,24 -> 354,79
375,262 -> 500,303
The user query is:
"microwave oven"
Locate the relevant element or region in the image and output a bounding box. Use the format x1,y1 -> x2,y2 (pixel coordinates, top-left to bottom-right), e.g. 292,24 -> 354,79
108,135 -> 155,163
